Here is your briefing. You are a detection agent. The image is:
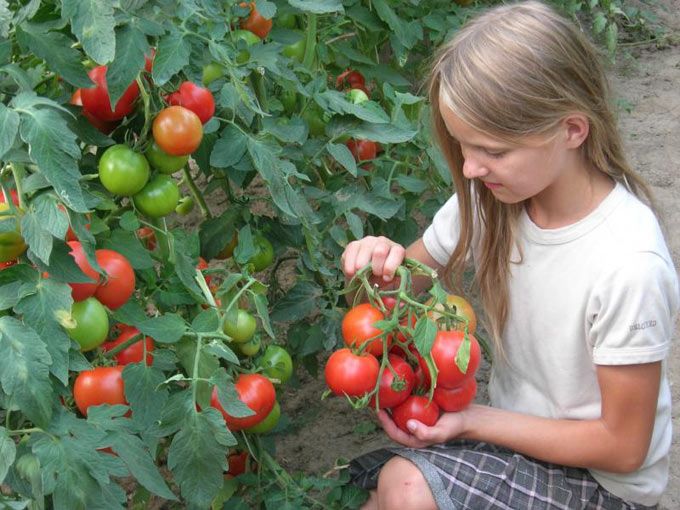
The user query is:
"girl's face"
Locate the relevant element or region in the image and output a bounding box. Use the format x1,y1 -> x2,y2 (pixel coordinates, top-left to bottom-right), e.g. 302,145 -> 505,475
439,103 -> 570,205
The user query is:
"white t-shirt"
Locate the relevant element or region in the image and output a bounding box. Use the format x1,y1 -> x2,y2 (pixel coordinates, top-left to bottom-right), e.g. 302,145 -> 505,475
422,183 -> 679,506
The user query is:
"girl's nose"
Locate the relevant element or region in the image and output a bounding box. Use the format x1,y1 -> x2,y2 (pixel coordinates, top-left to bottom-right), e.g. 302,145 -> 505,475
462,156 -> 489,180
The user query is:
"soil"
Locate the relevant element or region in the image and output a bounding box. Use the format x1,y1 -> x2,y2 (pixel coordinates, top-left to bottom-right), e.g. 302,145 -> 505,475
275,3 -> 680,508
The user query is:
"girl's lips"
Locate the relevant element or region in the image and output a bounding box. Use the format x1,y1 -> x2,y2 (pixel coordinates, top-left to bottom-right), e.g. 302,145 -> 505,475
483,181 -> 502,189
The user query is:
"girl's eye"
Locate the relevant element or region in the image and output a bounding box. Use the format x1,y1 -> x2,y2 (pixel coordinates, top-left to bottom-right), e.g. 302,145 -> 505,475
484,148 -> 507,158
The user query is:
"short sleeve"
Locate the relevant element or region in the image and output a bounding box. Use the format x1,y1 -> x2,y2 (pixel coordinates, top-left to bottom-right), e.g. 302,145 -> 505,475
588,251 -> 680,365
422,194 -> 461,266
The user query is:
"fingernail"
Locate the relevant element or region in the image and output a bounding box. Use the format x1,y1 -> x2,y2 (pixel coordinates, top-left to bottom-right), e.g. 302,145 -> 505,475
383,275 -> 392,282
407,420 -> 417,432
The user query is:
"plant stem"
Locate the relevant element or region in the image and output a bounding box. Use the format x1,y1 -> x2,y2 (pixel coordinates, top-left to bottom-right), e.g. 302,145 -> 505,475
182,167 -> 212,218
302,14 -> 317,70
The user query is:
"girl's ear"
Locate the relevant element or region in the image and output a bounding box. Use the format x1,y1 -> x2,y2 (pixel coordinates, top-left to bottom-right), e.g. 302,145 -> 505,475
562,113 -> 590,149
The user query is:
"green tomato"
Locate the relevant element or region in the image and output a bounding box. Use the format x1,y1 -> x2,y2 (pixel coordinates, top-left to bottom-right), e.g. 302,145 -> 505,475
348,88 -> 369,104
0,204 -> 26,263
67,297 -> 109,352
280,89 -> 298,116
238,335 -> 261,357
133,175 -> 180,218
276,13 -> 298,29
223,309 -> 257,343
98,144 -> 150,196
282,32 -> 305,62
248,234 -> 274,272
175,196 -> 195,216
302,107 -> 325,137
202,62 -> 226,86
145,141 -> 189,174
259,345 -> 293,384
245,400 -> 280,434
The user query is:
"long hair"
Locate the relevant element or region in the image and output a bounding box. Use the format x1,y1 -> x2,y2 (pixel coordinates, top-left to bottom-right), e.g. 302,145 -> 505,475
427,1 -> 654,355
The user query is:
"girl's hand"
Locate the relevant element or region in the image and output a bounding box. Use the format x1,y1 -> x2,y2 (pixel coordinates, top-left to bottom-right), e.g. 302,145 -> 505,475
376,409 -> 467,448
341,236 -> 405,283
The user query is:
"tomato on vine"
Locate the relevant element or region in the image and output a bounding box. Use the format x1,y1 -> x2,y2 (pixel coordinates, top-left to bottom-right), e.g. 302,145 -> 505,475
0,203 -> 26,263
238,335 -> 261,357
247,234 -> 274,272
98,145 -> 150,196
67,241 -> 100,301
73,366 -> 127,416
202,62 -> 226,86
341,303 -> 388,356
336,69 -> 366,90
390,395 -> 440,434
102,326 -> 154,366
245,400 -> 280,434
346,139 -> 377,162
259,345 -> 293,384
137,227 -> 156,250
167,81 -> 215,124
94,249 -> 135,310
211,373 -> 276,431
153,106 -> 203,156
65,297 -> 109,352
80,66 -> 139,121
370,354 -> 415,409
324,348 -> 379,397
348,88 -> 369,104
223,309 -> 257,343
419,330 -> 481,389
145,140 -> 188,174
133,175 -> 180,218
239,2 -> 273,39
282,32 -> 305,63
216,231 -> 238,260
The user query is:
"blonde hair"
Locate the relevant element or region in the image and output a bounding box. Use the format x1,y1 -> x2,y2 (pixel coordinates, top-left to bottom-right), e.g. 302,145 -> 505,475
427,1 -> 653,355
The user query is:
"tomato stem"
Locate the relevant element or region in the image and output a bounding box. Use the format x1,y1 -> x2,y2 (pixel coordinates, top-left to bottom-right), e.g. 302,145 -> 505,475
103,330 -> 143,358
191,334 -> 204,406
302,14 -> 317,70
182,167 -> 212,218
135,76 -> 152,151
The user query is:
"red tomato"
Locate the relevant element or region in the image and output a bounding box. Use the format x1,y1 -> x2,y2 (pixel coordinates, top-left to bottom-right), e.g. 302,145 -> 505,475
0,189 -> 19,206
390,395 -> 440,434
144,48 -> 156,73
0,259 -> 17,269
433,377 -> 477,412
226,451 -> 253,476
152,106 -> 203,156
101,326 -> 154,366
80,66 -> 139,122
211,373 -> 276,431
67,241 -> 100,301
167,81 -> 215,124
239,2 -> 273,39
370,355 -> 415,409
342,303 -> 389,356
324,348 -> 379,397
197,256 -> 212,285
93,249 -> 135,310
419,331 -> 481,389
70,89 -> 118,134
73,366 -> 127,416
137,227 -> 156,250
346,139 -> 377,162
336,69 -> 366,90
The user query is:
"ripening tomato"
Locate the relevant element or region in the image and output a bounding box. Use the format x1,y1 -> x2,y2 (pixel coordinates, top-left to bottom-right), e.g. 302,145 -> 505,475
98,144 -> 150,196
67,241 -> 100,301
391,395 -> 440,434
101,326 -> 154,366
211,373 -> 276,431
133,175 -> 180,218
70,89 -> 118,134
167,81 -> 215,124
369,354 -> 415,409
433,377 -> 477,412
239,2 -> 273,39
342,303 -> 388,356
428,294 -> 478,335
0,204 -> 26,263
137,227 -> 156,250
80,66 -> 139,121
145,140 -> 189,174
73,366 -> 127,416
419,330 -> 481,389
226,451 -> 252,476
152,106 -> 203,156
346,139 -> 377,162
93,249 -> 135,310
216,231 -> 238,260
66,297 -> 109,351
336,69 -> 366,90
324,348 -> 379,397
223,309 -> 257,343
245,400 -> 280,434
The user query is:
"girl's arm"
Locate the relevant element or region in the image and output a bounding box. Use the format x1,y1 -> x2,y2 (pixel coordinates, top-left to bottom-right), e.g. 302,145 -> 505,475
379,361 -> 660,473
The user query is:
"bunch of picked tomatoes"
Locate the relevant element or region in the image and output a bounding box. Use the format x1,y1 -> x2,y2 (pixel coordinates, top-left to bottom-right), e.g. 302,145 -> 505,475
324,260 -> 483,433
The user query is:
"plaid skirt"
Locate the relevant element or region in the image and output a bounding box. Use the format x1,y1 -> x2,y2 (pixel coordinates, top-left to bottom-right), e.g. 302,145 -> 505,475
349,440 -> 657,510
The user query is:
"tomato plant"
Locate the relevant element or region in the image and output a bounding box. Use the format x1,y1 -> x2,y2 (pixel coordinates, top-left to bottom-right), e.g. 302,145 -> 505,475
73,366 -> 127,416
67,240 -> 100,301
391,395 -> 440,434
93,249 -> 136,310
342,303 -> 388,356
153,106 -> 203,156
133,175 -> 180,218
282,32 -> 306,62
167,81 -> 216,124
98,144 -> 150,196
239,2 -> 273,39
65,297 -> 110,352
324,348 -> 380,397
80,65 -> 139,121
70,88 -> 118,134
102,326 -> 155,366
211,373 -> 276,431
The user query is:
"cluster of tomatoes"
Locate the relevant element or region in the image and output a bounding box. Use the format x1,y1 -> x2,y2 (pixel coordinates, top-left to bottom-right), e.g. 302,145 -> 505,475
325,295 -> 481,434
336,69 -> 380,164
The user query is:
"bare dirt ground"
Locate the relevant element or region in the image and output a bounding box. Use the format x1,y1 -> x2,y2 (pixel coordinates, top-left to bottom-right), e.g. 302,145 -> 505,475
276,3 -> 680,508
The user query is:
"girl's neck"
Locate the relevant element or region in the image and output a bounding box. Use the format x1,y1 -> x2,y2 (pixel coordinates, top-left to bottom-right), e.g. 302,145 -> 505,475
526,163 -> 615,229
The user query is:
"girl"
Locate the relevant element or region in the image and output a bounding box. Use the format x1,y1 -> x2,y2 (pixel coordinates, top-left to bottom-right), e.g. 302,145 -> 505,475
340,2 -> 679,509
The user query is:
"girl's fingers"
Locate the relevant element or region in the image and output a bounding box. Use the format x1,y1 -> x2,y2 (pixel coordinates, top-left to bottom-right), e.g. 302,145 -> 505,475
376,410 -> 429,448
341,241 -> 361,276
371,241 -> 391,278
382,244 -> 406,281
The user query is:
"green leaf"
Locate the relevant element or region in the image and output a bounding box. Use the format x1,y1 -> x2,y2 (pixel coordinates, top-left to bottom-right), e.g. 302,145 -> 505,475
255,0 -> 276,18
318,91 -> 390,123
270,281 -> 322,322
413,317 -> 437,357
345,211 -> 363,239
212,370 -> 253,419
203,341 -> 240,366
210,125 -> 248,168
152,29 -> 191,86
167,409 -> 233,509
170,229 -> 203,296
13,93 -> 88,212
262,117 -> 307,144
0,317 -> 53,428
0,102 -> 19,159
199,207 -> 240,261
138,314 -> 186,344
331,184 -> 401,220
191,309 -> 219,333
372,0 -> 422,50
15,23 -> 91,88
121,364 -> 169,441
106,24 -> 148,106
253,293 -> 274,339
593,12 -> 607,34
288,0 -> 344,14
21,195 -> 69,264
327,142 -> 357,176
0,426 -> 16,484
101,230 -> 154,270
455,332 -> 471,374
348,122 -> 417,144
62,0 -> 116,65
